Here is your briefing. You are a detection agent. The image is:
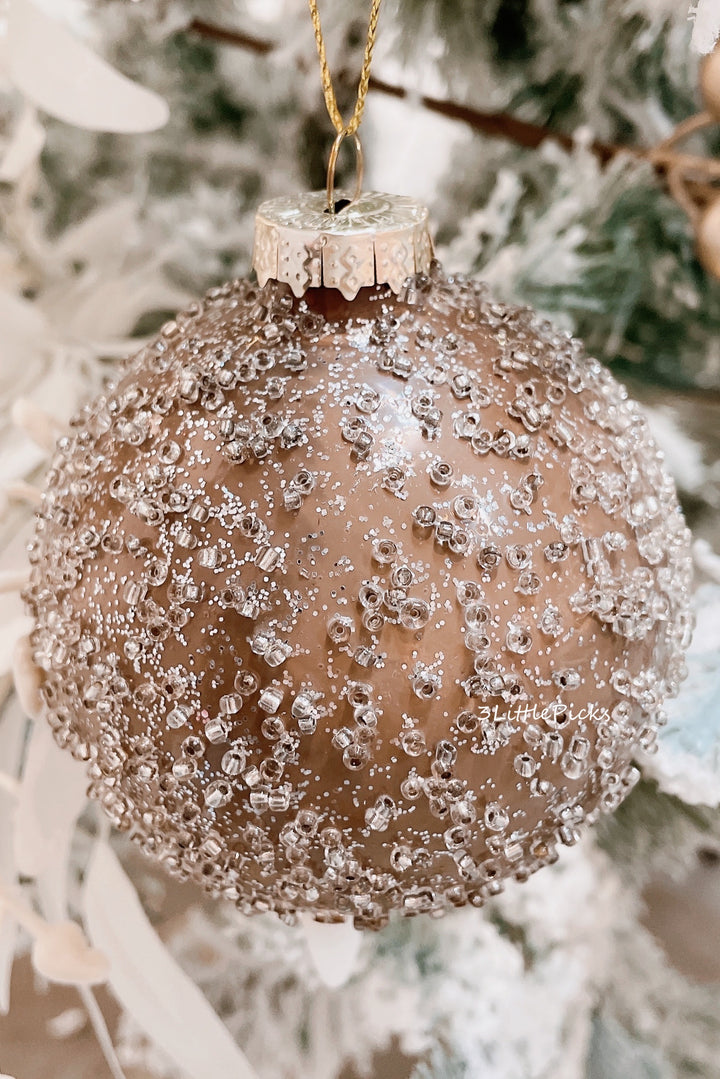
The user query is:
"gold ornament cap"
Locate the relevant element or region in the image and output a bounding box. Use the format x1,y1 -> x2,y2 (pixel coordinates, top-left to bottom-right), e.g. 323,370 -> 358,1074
252,190 -> 434,301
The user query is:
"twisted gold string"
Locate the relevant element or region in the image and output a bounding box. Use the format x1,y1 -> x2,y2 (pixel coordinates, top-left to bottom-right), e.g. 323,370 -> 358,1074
307,0 -> 383,135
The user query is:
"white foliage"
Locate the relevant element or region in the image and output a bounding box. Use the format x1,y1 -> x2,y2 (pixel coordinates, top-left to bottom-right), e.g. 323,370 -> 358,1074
83,841 -> 259,1079
641,406 -> 707,496
644,583 -> 720,806
691,0 -> 720,52
0,570 -> 29,594
602,914 -> 720,1075
0,617 -> 32,679
298,915 -> 365,989
46,1005 -> 87,1038
440,138 -> 644,338
6,0 -> 169,133
414,846 -> 622,1079
693,538 -> 720,584
11,636 -> 43,721
0,697 -> 27,1015
0,512 -> 37,672
4,482 -> 42,508
0,22 -> 190,1033
123,841 -> 624,1079
0,292 -> 49,392
144,906 -> 423,1079
31,920 -> 109,986
645,744 -> 720,806
78,984 -> 128,1079
10,397 -> 63,454
43,198 -> 189,344
13,721 -> 88,921
0,103 -> 45,183
0,912 -> 18,1015
0,879 -> 108,987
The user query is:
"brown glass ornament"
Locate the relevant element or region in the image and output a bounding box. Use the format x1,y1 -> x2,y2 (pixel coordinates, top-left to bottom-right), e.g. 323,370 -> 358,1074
25,205 -> 692,928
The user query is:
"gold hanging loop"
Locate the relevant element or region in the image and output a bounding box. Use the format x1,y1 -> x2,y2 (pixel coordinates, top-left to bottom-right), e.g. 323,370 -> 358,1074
308,0 -> 382,212
326,129 -> 364,213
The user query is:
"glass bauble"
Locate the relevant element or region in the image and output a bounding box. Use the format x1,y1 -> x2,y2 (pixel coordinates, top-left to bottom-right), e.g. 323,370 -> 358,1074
26,264 -> 692,928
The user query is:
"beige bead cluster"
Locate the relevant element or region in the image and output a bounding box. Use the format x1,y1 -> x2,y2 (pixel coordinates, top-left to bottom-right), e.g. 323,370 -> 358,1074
25,263 -> 691,928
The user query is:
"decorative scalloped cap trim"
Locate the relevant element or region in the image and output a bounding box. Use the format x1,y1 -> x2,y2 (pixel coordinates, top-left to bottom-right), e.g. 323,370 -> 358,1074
253,191 -> 433,300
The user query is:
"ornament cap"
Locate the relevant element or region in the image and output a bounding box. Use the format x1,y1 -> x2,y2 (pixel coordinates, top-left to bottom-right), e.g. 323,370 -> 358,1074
252,190 -> 433,300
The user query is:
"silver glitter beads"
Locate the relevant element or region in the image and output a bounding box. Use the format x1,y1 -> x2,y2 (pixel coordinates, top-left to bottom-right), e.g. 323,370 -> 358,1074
26,262 -> 692,930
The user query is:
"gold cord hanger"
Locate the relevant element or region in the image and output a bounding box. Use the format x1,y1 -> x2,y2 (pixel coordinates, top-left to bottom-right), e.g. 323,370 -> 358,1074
307,0 -> 383,212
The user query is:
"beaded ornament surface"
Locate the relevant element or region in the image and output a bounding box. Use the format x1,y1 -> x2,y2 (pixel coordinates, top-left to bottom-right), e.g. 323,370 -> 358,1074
25,264 -> 692,928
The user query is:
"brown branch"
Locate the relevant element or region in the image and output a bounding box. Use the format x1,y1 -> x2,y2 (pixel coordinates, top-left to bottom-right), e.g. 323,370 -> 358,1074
188,18 -> 274,55
367,75 -> 633,165
186,17 -> 720,192
187,18 -> 641,167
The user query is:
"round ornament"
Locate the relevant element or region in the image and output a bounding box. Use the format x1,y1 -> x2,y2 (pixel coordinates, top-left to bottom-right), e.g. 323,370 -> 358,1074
25,193 -> 692,928
701,41 -> 720,121
696,196 -> 720,279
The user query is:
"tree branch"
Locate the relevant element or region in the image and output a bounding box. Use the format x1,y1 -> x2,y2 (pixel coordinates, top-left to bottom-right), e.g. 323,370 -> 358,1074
188,18 -> 274,55
366,75 -> 631,164
187,18 -> 638,167
186,13 -> 720,216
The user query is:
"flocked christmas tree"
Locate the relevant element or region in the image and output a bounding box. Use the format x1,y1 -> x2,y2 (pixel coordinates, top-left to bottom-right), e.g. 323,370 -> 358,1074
1,2 -> 720,1078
